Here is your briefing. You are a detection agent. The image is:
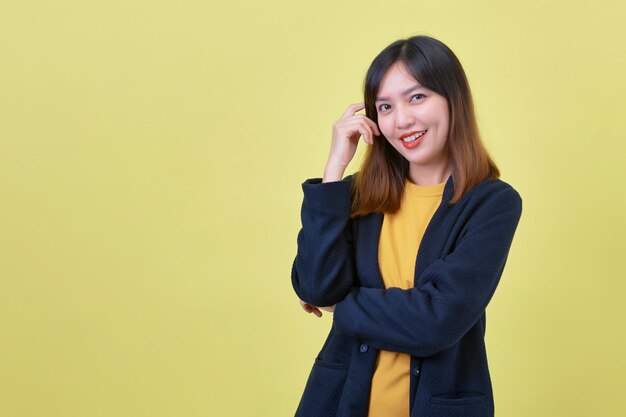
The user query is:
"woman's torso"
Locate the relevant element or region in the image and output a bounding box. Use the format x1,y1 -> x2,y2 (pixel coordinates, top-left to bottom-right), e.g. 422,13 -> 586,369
368,178 -> 446,417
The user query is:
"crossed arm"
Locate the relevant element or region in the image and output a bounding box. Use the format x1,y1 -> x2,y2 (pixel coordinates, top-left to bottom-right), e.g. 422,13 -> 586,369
292,179 -> 522,357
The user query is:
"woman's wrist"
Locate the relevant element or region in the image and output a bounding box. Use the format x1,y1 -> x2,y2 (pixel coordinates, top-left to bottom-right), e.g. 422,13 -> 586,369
323,161 -> 347,183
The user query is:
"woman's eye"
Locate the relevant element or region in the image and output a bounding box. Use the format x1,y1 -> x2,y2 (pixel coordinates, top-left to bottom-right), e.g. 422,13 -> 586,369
378,94 -> 425,111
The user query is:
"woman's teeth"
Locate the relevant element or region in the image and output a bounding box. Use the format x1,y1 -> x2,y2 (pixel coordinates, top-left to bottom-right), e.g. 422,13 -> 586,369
402,130 -> 427,142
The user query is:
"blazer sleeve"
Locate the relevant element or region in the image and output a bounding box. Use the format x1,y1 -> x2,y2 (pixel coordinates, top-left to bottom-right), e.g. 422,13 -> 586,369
333,186 -> 523,357
291,175 -> 357,307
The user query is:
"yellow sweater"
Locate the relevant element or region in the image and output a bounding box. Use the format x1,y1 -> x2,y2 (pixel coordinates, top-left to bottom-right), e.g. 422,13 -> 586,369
367,178 -> 446,417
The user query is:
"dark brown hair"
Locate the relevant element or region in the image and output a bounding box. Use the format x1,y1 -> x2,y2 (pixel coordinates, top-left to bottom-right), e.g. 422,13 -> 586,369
351,35 -> 500,217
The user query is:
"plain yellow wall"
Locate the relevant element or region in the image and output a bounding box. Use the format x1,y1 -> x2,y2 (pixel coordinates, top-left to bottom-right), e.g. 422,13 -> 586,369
1,0 -> 625,416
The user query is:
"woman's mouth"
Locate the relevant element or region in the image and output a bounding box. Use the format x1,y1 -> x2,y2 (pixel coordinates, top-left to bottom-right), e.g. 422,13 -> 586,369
400,130 -> 427,149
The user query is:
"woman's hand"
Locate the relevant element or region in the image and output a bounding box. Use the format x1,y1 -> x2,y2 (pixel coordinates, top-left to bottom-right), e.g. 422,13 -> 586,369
299,299 -> 336,317
323,102 -> 381,182
320,304 -> 336,313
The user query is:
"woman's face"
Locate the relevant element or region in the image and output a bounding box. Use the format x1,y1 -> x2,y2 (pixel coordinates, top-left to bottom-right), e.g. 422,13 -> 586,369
375,61 -> 451,184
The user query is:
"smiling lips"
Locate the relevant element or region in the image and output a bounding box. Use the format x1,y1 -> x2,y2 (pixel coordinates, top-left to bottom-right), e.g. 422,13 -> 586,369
400,130 -> 427,149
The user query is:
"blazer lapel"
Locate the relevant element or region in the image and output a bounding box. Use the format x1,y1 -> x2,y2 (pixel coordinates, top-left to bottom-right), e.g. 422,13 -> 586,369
357,174 -> 456,289
413,174 -> 455,284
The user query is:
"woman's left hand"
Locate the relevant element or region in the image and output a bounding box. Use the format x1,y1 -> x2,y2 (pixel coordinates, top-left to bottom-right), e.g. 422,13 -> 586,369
320,304 -> 336,313
299,299 -> 335,316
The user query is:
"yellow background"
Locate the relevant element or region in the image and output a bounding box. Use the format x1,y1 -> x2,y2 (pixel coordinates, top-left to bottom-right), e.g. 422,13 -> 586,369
1,1 -> 624,416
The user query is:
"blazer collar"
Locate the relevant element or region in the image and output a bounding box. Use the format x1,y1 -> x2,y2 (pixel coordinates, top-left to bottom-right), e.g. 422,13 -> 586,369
358,173 -> 455,289
442,173 -> 455,204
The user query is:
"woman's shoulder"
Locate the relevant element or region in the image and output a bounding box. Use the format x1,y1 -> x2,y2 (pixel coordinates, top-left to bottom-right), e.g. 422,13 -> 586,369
462,176 -> 522,216
341,172 -> 522,211
472,176 -> 519,195
473,176 -> 521,200
342,172 -> 357,183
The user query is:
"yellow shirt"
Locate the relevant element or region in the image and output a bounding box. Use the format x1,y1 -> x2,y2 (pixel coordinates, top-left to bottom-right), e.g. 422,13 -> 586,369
367,178 -> 446,417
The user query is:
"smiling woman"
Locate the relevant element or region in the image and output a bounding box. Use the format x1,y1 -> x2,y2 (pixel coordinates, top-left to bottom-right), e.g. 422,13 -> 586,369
291,35 -> 522,417
374,62 -> 451,181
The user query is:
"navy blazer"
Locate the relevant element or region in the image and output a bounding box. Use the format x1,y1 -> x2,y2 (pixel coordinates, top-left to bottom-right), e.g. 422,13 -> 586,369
291,173 -> 523,417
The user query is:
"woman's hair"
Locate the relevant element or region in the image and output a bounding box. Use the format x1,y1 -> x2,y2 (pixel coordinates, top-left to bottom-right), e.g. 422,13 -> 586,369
351,35 -> 500,217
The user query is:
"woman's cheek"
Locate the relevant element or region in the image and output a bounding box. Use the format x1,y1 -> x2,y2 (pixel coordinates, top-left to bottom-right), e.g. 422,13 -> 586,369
378,121 -> 391,139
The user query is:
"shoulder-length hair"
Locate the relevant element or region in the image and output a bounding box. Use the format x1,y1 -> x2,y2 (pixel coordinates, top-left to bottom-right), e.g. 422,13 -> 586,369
351,35 -> 500,217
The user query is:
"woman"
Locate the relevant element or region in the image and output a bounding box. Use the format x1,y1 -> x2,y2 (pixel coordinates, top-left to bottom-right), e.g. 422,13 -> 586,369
291,35 -> 522,417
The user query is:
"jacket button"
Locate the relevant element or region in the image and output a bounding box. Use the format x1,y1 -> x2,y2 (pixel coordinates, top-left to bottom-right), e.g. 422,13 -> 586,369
412,366 -> 421,376
359,343 -> 369,353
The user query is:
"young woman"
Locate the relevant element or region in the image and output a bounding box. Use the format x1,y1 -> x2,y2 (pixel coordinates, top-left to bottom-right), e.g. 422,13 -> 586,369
291,35 -> 522,417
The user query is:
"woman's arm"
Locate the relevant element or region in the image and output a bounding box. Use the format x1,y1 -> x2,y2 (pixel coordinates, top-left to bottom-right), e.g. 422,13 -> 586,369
291,102 -> 379,308
332,186 -> 523,357
291,175 -> 356,307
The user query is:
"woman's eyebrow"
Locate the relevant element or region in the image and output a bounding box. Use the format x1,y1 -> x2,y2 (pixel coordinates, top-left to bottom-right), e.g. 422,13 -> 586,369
375,83 -> 423,102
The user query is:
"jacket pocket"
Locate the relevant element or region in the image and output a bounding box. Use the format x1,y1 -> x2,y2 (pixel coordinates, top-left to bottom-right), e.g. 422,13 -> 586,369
294,358 -> 348,417
424,392 -> 489,417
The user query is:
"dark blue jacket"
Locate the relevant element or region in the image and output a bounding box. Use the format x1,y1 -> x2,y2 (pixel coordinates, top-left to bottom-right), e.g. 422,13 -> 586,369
291,173 -> 523,417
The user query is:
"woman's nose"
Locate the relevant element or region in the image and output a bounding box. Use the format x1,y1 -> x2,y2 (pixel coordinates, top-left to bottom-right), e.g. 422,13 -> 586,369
395,106 -> 415,129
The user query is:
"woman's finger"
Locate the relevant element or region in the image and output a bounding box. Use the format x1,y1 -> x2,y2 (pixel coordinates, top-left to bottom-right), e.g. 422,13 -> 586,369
344,119 -> 374,145
340,102 -> 365,120
299,299 -> 323,318
305,304 -> 322,317
361,125 -> 373,145
354,115 -> 381,137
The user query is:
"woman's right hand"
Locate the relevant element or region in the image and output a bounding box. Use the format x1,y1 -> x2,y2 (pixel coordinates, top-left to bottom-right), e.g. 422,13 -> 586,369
323,102 -> 381,182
